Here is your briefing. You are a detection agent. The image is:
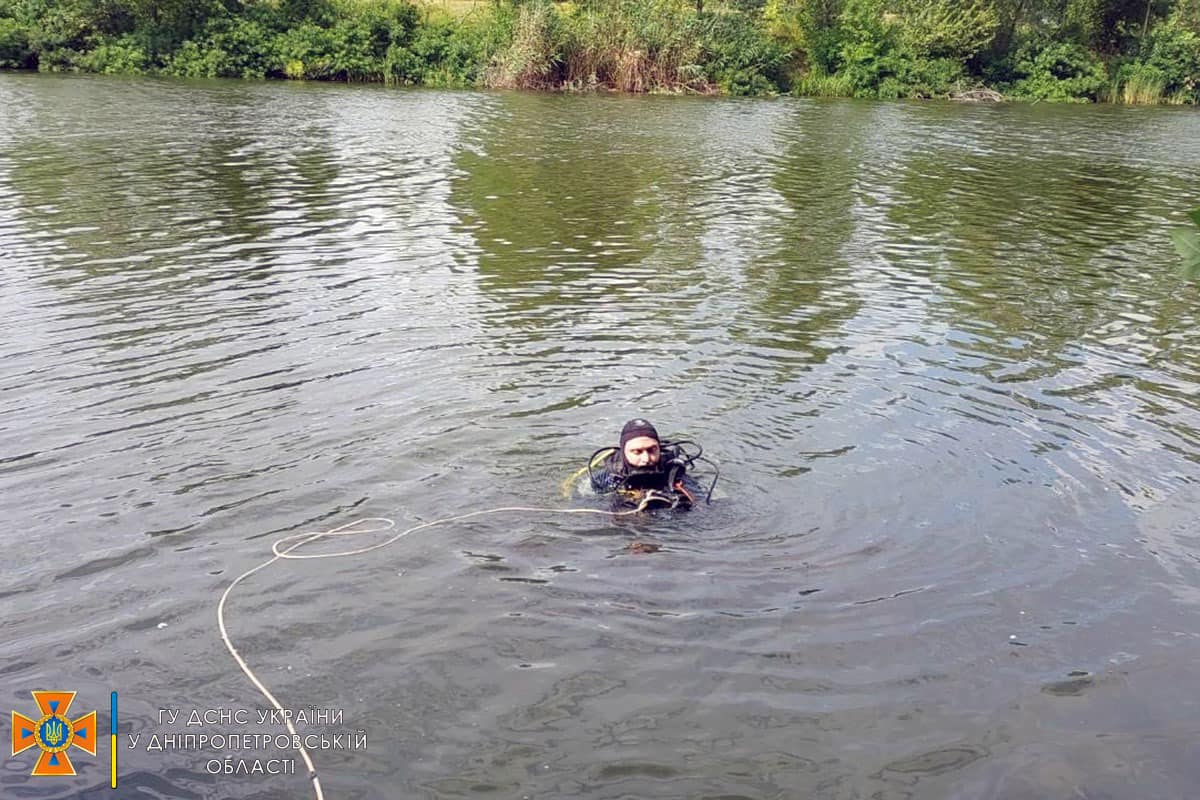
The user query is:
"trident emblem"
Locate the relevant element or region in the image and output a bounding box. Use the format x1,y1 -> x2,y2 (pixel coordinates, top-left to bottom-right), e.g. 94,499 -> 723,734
11,691 -> 97,776
43,718 -> 66,748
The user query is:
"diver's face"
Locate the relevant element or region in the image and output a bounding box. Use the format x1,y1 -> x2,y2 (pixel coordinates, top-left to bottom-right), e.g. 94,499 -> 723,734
623,436 -> 661,469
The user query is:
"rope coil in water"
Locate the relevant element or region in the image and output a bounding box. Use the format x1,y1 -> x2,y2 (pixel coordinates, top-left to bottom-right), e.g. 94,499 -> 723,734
217,503 -> 654,799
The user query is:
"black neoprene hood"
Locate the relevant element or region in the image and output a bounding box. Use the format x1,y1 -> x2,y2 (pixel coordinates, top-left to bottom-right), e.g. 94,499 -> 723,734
619,418 -> 659,448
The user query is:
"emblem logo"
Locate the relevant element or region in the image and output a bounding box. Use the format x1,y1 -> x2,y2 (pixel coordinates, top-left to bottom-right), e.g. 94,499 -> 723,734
11,691 -> 97,776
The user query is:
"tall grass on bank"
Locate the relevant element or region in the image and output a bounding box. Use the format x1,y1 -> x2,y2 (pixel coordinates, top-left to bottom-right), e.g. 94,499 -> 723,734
1,0 -> 1197,101
482,0 -> 787,95
1110,63 -> 1167,103
484,0 -> 562,88
793,69 -> 855,96
561,1 -> 708,93
1122,70 -> 1167,103
484,0 -> 719,93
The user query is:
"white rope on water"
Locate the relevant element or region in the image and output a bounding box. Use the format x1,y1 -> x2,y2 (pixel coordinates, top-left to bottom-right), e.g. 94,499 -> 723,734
217,503 -> 652,800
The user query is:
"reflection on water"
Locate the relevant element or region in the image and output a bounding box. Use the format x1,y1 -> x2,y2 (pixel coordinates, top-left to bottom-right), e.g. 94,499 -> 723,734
2,73 -> 1200,800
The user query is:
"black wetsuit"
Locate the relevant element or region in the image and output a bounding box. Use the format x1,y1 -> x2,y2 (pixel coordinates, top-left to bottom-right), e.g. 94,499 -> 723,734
590,450 -> 702,507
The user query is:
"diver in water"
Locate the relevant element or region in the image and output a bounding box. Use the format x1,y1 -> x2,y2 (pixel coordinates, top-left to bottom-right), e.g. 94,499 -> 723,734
588,418 -> 713,510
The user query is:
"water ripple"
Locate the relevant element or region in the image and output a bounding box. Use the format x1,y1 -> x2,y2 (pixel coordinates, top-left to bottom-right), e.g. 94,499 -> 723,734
3,77 -> 1200,800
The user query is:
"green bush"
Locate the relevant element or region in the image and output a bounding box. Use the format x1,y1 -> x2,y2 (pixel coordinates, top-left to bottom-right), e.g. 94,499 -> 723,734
275,22 -> 338,79
0,16 -> 33,68
166,16 -> 280,79
763,0 -> 840,73
834,0 -> 898,95
165,1 -> 423,82
1110,18 -> 1200,105
1174,0 -> 1200,34
129,2 -> 229,58
895,0 -> 997,61
1007,37 -> 1108,101
34,47 -> 82,71
407,15 -> 493,87
275,20 -> 385,81
696,10 -> 789,94
273,2 -> 421,81
787,0 -> 971,99
0,0 -> 1181,99
877,53 -> 967,97
730,0 -> 769,15
1143,17 -> 1200,101
76,33 -> 149,73
24,1 -> 93,55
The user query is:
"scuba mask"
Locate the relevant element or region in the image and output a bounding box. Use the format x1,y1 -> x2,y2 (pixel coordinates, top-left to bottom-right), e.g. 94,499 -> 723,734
619,465 -> 673,492
618,450 -> 694,508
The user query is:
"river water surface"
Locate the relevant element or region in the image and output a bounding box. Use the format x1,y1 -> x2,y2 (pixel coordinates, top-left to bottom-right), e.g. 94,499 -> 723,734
2,74 -> 1200,800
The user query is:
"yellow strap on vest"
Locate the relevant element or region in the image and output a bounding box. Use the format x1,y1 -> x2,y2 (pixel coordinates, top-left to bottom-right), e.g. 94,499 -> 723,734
560,449 -> 616,497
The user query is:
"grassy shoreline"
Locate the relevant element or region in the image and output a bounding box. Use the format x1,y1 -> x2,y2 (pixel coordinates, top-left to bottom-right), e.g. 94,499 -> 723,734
1,0 -> 1197,103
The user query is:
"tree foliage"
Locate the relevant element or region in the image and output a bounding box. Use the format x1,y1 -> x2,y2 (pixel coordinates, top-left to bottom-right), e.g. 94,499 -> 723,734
896,0 -> 998,60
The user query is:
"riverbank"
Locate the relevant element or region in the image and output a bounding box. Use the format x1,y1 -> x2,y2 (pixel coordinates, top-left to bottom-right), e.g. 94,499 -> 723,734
1,0 -> 1197,103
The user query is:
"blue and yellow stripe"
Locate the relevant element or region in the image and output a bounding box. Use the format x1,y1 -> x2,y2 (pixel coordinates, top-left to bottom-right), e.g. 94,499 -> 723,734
110,692 -> 117,788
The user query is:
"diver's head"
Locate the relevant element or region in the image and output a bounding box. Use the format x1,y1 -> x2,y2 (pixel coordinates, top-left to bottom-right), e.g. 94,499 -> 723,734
620,418 -> 661,470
